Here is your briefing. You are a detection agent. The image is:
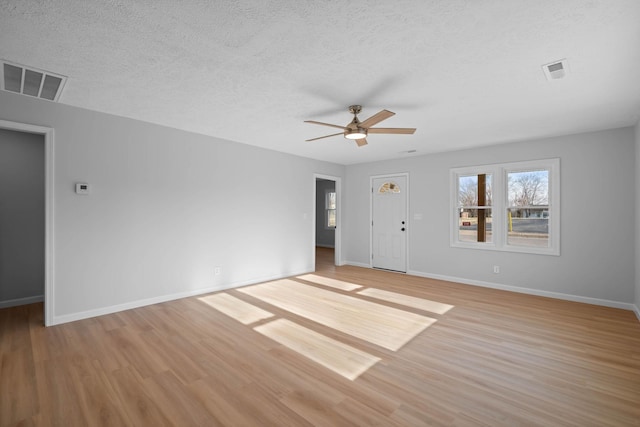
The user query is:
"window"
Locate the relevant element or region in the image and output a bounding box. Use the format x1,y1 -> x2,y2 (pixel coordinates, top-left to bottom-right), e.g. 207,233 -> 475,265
451,159 -> 559,255
457,173 -> 493,244
507,169 -> 549,249
378,181 -> 401,194
325,190 -> 336,228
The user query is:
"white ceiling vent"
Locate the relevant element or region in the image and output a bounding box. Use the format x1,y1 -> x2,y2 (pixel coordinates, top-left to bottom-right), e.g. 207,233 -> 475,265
1,60 -> 67,101
542,59 -> 569,81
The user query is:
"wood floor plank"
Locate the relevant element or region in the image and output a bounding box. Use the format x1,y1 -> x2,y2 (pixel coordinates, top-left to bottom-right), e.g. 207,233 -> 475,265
255,319 -> 381,380
0,247 -> 639,426
238,279 -> 436,351
0,348 -> 38,425
198,293 -> 274,324
279,388 -> 353,427
296,273 -> 362,291
332,397 -> 407,427
141,370 -> 220,426
107,365 -> 174,426
33,357 -> 87,426
357,287 -> 454,314
68,358 -> 130,426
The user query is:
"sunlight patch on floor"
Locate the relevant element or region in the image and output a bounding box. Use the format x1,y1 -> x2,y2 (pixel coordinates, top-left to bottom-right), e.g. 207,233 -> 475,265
357,288 -> 454,314
238,279 -> 436,351
255,319 -> 380,381
198,293 -> 274,325
296,274 -> 362,291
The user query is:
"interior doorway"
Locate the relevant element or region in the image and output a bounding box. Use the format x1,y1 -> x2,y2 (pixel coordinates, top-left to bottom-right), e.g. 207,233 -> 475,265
313,174 -> 342,270
0,128 -> 44,309
0,120 -> 54,326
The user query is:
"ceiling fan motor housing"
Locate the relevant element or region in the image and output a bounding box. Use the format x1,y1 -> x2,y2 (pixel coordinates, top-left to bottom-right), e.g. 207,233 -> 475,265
348,105 -> 362,115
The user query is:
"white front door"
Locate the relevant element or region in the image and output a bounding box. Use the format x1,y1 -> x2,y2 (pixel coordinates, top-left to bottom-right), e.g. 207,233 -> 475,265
372,175 -> 407,272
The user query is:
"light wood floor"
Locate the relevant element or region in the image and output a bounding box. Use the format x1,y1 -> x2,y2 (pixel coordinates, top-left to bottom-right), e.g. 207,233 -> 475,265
2,247 -> 640,426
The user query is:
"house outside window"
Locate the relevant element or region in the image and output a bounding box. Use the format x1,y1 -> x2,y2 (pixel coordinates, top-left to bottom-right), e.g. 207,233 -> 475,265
451,158 -> 560,255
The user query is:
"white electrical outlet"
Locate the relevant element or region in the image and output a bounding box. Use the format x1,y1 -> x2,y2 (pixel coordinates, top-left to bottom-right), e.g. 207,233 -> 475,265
214,267 -> 221,276
493,265 -> 500,274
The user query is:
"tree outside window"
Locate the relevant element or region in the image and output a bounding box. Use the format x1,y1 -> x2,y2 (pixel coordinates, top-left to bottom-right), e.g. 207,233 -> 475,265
507,169 -> 549,248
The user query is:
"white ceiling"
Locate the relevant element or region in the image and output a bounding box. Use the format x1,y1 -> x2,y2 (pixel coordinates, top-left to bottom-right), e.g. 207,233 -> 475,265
2,0 -> 639,165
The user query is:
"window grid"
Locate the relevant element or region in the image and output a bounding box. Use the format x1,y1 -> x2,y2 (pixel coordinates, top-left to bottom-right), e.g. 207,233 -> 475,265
451,159 -> 559,255
325,190 -> 336,229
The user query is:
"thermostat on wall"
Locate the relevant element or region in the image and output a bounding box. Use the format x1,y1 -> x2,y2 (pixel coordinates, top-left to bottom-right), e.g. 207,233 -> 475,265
75,183 -> 91,195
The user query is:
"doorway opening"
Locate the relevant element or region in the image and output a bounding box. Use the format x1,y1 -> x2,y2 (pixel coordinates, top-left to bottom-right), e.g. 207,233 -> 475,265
313,174 -> 342,271
0,120 -> 54,326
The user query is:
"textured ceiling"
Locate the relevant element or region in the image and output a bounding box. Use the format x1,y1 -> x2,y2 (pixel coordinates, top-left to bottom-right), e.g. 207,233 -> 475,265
1,0 -> 639,165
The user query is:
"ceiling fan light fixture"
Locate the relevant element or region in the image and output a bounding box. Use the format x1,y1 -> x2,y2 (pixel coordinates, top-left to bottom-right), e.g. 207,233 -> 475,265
344,128 -> 367,140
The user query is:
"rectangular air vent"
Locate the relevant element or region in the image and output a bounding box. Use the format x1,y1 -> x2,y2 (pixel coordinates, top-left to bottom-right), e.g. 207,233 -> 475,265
542,59 -> 569,81
1,60 -> 66,101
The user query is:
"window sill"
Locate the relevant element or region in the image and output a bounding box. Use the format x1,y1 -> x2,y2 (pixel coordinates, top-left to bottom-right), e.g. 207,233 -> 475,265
451,241 -> 560,256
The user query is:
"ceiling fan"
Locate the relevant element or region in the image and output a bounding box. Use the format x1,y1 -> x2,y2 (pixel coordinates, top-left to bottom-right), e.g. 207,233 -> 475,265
304,105 -> 416,147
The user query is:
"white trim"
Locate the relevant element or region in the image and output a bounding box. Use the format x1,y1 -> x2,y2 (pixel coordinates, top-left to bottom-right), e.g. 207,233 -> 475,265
633,305 -> 640,322
0,119 -> 54,326
344,260 -> 371,269
0,295 -> 44,309
407,269 -> 636,311
314,174 -> 343,267
370,173 -> 410,272
52,268 -> 312,325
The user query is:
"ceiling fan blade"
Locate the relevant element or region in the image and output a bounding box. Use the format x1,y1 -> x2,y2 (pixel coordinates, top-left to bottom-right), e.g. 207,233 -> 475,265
304,120 -> 347,130
359,109 -> 395,128
355,138 -> 368,147
306,132 -> 344,142
367,127 -> 416,134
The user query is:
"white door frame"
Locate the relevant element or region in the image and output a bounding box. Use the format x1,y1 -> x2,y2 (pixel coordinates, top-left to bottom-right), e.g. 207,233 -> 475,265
370,172 -> 409,271
0,119 -> 55,326
313,173 -> 343,269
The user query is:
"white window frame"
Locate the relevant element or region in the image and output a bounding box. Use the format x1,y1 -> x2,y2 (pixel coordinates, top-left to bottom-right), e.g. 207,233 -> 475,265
325,189 -> 336,229
450,158 -> 560,256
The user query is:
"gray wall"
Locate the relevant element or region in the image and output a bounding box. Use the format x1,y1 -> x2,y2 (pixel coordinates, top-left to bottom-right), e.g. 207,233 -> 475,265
0,129 -> 45,305
635,121 -> 640,315
315,179 -> 335,248
344,127 -> 636,305
0,90 -> 344,323
1,87 -> 637,322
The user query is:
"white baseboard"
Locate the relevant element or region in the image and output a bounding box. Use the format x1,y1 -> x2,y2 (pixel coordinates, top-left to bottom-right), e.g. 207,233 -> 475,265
407,269 -> 637,311
51,268 -> 312,326
344,260 -> 637,314
46,266 -> 640,326
0,294 -> 44,309
344,261 -> 370,269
